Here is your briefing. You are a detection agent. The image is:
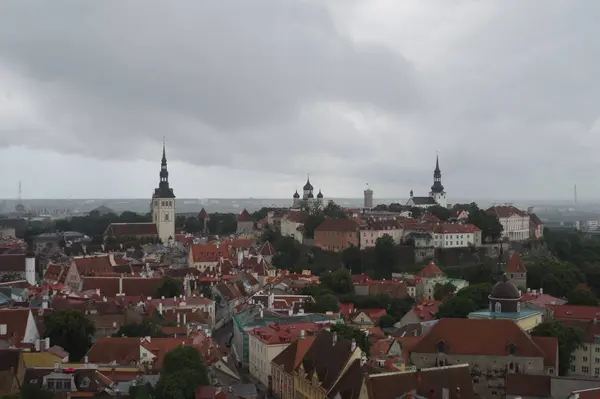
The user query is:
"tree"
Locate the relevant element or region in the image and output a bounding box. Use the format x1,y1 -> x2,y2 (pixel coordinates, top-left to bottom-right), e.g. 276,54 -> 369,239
436,296 -> 478,319
341,245 -> 362,274
156,277 -> 182,299
200,285 -> 213,299
388,297 -> 415,321
303,213 -> 325,239
115,319 -> 165,338
378,314 -> 396,328
567,289 -> 598,306
373,235 -> 397,279
44,310 -> 95,361
461,259 -> 495,285
526,258 -> 584,297
330,323 -> 371,353
409,207 -> 424,219
308,294 -> 340,313
456,283 -> 492,309
18,384 -> 54,399
154,346 -> 210,399
183,217 -> 203,234
433,282 -> 455,300
531,320 -> 584,375
323,201 -> 348,219
129,383 -> 155,399
320,268 -> 354,295
428,205 -> 451,222
467,207 -> 503,242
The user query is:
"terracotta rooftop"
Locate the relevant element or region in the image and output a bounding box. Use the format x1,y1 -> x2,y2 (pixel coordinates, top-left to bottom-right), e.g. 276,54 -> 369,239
237,209 -> 253,222
190,244 -> 230,263
486,205 -> 528,218
73,256 -> 113,276
271,335 -> 316,373
104,222 -> 158,237
0,254 -> 25,273
418,262 -> 444,278
81,276 -> 163,298
432,223 -> 480,234
315,218 -> 359,232
506,252 -> 527,273
0,308 -> 32,344
552,305 -> 600,321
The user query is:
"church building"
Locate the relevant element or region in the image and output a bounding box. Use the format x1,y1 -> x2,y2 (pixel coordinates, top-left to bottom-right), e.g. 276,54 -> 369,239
407,156 -> 447,209
151,142 -> 176,243
292,175 -> 324,210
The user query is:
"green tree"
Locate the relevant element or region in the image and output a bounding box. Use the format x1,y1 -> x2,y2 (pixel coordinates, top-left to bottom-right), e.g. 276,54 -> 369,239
428,205 -> 451,221
456,283 -> 492,308
373,235 -> 397,279
129,383 -> 155,399
44,309 -> 95,361
378,314 -> 396,328
303,213 -> 325,239
323,201 -> 348,219
526,258 -> 583,297
330,323 -> 371,353
433,282 -> 455,300
466,207 -> 503,242
409,207 -> 424,219
308,294 -> 340,313
436,296 -> 478,319
388,297 -> 415,321
567,289 -> 598,306
206,213 -> 237,235
461,259 -> 495,285
320,268 -> 354,295
115,319 -> 165,338
200,285 -> 213,299
183,217 -> 203,234
341,244 -> 362,274
531,320 -> 584,375
154,346 -> 210,399
156,277 -> 182,299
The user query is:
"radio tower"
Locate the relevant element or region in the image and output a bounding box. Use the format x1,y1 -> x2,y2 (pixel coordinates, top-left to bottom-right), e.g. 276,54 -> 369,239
14,181 -> 25,213
574,184 -> 578,205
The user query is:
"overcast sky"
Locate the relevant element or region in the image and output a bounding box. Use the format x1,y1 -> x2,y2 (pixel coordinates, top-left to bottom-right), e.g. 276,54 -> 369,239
1,1 -> 599,200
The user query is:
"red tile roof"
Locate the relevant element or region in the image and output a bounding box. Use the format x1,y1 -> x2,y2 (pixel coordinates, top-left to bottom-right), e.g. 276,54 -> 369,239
531,336 -> 558,368
432,223 -> 480,234
0,254 -> 25,273
418,262 -> 444,278
82,277 -> 163,298
506,252 -> 527,273
249,322 -> 323,345
520,292 -> 566,307
259,241 -> 276,256
271,336 -> 316,373
0,308 -> 31,343
104,223 -> 158,237
552,305 -> 600,321
237,209 -> 253,222
412,318 -> 547,358
409,301 -> 441,322
529,213 -> 543,226
73,256 -> 113,276
486,205 -> 528,218
190,244 -> 229,263
284,211 -> 309,224
315,218 -> 359,232
198,208 -> 208,219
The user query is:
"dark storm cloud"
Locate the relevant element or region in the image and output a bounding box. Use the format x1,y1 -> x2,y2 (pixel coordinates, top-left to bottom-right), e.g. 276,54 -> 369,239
2,0 -> 600,198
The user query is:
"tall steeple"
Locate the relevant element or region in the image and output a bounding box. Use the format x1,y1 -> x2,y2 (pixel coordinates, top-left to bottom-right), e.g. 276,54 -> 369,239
153,138 -> 175,199
430,154 -> 444,194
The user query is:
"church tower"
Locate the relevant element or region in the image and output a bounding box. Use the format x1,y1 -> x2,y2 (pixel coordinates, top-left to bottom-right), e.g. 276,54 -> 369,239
429,155 -> 447,208
152,141 -> 176,243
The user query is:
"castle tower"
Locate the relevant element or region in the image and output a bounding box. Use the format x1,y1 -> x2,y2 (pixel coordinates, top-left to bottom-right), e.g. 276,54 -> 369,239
429,155 -> 447,208
363,184 -> 373,209
152,140 -> 176,243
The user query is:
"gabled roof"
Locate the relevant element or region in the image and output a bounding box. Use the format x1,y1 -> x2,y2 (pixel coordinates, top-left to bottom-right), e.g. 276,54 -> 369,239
418,262 -> 444,278
237,209 -> 253,222
73,256 -> 113,276
104,223 -> 158,237
553,305 -> 600,321
81,276 -> 163,298
486,205 -> 528,218
506,252 -> 527,273
411,318 -> 546,358
409,197 -> 438,205
198,208 -> 208,219
259,241 -> 276,257
272,336 -> 316,373
0,254 -> 25,273
0,308 -> 32,343
315,219 -> 359,233
190,244 -> 229,263
529,213 -> 543,226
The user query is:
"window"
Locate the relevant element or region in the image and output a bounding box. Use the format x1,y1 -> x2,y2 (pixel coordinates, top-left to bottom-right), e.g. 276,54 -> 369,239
495,302 -> 502,313
570,365 -> 576,372
596,358 -> 600,364
0,324 -> 6,335
46,378 -> 70,392
570,355 -> 576,361
596,347 -> 600,353
582,366 -> 590,374
583,357 -> 588,362
584,345 -> 589,351
596,368 -> 600,376
165,213 -> 169,222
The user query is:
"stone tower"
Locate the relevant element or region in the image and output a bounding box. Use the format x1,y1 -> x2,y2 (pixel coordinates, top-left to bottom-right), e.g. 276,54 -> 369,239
152,141 -> 176,243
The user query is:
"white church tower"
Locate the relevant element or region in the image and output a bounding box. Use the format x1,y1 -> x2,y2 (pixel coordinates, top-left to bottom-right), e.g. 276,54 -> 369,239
152,141 -> 176,243
429,155 -> 447,208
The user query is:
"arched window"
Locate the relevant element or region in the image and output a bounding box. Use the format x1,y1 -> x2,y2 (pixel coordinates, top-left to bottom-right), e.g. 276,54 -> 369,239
517,302 -> 521,312
495,302 -> 502,313
165,213 -> 169,222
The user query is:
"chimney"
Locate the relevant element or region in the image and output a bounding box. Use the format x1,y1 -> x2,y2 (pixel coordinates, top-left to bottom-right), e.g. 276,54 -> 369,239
257,254 -> 263,264
288,308 -> 293,316
42,295 -> 49,309
351,338 -> 357,352
118,275 -> 123,296
540,288 -> 544,294
299,330 -> 305,340
177,313 -> 181,327
103,296 -> 107,302
35,339 -> 40,352
84,356 -> 88,364
45,337 -> 50,350
183,313 -> 187,325
332,332 -> 338,346
237,251 -> 243,266
158,302 -> 163,315
259,309 -> 264,318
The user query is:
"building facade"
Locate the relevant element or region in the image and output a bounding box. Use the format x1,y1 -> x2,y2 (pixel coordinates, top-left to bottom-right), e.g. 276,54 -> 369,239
363,185 -> 373,209
151,142 -> 176,243
486,205 -> 530,242
314,219 -> 360,252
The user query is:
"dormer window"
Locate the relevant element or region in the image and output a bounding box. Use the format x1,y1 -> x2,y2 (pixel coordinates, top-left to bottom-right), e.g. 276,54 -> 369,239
437,340 -> 447,353
495,302 -> 502,313
507,343 -> 516,355
80,376 -> 90,388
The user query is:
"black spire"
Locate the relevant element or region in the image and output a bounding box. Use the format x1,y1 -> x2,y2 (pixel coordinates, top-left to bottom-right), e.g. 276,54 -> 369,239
153,139 -> 175,199
430,155 -> 444,193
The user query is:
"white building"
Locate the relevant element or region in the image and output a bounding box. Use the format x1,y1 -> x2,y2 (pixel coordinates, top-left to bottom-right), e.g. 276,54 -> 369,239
151,142 -> 176,243
360,219 -> 403,248
486,205 -> 530,241
406,156 -> 447,209
280,212 -> 309,244
432,223 -> 482,248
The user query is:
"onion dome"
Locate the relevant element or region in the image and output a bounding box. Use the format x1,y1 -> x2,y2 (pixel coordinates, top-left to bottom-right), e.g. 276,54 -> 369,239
303,179 -> 313,191
317,190 -> 323,199
307,192 -> 314,199
293,190 -> 300,199
491,275 -> 520,299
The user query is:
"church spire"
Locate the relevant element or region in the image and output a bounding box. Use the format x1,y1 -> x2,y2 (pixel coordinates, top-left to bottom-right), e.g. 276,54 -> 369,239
153,138 -> 175,199
430,154 -> 444,193
161,137 -> 167,167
